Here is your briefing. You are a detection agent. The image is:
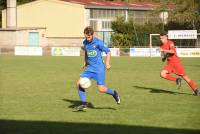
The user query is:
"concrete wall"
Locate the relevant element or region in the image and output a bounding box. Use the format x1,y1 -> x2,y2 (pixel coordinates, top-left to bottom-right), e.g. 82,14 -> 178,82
47,37 -> 84,47
0,28 -> 47,51
0,30 -> 16,46
0,27 -> 85,54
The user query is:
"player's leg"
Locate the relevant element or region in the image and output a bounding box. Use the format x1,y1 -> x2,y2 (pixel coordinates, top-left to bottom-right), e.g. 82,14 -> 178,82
160,69 -> 176,81
173,62 -> 188,89
160,64 -> 182,88
95,71 -> 120,104
97,85 -> 120,104
74,79 -> 87,111
182,75 -> 199,96
77,79 -> 87,104
174,62 -> 199,95
74,71 -> 93,111
160,64 -> 177,81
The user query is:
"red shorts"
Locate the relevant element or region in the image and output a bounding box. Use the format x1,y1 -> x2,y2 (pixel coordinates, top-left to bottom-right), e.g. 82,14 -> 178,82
162,62 -> 185,76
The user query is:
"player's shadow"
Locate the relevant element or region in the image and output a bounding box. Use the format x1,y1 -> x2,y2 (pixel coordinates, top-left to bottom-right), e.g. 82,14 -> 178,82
133,86 -> 191,95
62,99 -> 116,110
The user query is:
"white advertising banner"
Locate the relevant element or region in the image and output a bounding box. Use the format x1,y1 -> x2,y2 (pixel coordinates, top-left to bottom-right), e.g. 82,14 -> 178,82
130,48 -> 200,57
130,48 -> 151,57
177,48 -> 200,57
102,48 -> 120,56
51,47 -> 80,56
15,47 -> 43,56
110,48 -> 120,56
130,48 -> 161,57
168,30 -> 197,39
150,48 -> 161,57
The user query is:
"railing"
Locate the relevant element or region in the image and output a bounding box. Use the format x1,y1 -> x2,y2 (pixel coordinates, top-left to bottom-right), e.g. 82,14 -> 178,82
95,31 -> 200,48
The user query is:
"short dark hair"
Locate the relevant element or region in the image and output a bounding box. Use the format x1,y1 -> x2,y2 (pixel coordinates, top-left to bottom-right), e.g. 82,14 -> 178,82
84,26 -> 94,35
160,31 -> 168,36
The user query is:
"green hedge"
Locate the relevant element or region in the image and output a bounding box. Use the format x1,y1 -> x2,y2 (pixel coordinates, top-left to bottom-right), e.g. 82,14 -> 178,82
111,17 -> 163,47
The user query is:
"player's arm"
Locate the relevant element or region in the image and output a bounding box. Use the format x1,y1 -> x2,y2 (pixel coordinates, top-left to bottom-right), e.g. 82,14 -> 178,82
82,47 -> 88,68
84,51 -> 87,66
160,47 -> 170,62
105,52 -> 111,70
160,51 -> 168,62
160,43 -> 175,62
98,41 -> 111,70
160,43 -> 175,54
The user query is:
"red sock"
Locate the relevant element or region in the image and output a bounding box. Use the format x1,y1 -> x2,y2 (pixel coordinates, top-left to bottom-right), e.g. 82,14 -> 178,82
164,74 -> 176,81
187,80 -> 197,91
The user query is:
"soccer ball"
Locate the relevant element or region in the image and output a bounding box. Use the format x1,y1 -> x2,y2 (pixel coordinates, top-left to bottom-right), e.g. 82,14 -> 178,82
79,77 -> 91,89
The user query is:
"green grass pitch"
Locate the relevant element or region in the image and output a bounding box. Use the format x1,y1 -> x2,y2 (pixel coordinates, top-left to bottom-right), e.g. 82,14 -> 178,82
0,56 -> 200,134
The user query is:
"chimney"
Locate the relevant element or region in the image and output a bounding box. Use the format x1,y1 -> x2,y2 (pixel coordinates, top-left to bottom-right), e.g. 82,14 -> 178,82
6,0 -> 17,28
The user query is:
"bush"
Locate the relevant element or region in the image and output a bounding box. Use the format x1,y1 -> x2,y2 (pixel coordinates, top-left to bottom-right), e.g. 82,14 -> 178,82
111,17 -> 163,47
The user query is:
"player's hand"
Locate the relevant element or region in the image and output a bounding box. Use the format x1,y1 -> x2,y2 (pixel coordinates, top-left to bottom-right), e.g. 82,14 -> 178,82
160,48 -> 164,52
82,63 -> 87,69
161,51 -> 168,62
106,63 -> 111,70
82,65 -> 86,69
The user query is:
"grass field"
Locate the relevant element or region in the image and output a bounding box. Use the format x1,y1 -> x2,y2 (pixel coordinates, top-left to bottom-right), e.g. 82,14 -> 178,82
0,56 -> 200,134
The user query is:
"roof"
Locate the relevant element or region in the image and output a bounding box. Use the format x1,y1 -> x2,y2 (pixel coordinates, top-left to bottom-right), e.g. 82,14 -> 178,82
62,0 -> 159,10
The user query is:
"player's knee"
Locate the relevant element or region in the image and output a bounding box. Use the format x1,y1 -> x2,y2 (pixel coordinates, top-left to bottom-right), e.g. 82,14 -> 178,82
182,75 -> 191,82
160,72 -> 164,78
160,71 -> 167,78
76,80 -> 80,89
97,86 -> 107,93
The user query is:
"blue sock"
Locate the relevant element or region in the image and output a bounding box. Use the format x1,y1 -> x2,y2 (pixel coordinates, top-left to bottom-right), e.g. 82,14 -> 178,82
78,85 -> 86,104
106,88 -> 114,96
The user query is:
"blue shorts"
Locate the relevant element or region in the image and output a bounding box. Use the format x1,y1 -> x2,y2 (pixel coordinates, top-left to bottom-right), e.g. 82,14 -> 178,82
80,70 -> 105,85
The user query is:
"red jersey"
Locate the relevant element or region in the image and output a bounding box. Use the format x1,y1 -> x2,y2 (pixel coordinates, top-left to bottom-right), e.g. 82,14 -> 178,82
160,39 -> 180,63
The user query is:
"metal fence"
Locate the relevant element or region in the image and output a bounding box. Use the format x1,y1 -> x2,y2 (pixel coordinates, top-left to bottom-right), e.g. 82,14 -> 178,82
95,31 -> 200,48
94,31 -> 114,47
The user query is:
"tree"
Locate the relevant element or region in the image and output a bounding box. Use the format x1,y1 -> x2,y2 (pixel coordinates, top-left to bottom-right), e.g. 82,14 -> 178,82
111,17 -> 163,47
166,0 -> 200,31
107,0 -> 200,31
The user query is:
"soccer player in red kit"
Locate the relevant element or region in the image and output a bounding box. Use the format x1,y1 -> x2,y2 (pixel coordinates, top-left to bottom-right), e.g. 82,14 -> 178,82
159,33 -> 199,96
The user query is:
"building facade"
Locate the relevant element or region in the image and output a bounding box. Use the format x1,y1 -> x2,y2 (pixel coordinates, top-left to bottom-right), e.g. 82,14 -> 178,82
1,0 -> 166,48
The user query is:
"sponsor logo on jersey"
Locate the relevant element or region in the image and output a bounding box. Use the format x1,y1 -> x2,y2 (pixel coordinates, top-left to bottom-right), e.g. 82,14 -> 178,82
87,50 -> 97,57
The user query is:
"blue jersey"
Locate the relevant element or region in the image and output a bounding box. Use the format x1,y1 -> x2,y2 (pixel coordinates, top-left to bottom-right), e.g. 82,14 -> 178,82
83,37 -> 110,72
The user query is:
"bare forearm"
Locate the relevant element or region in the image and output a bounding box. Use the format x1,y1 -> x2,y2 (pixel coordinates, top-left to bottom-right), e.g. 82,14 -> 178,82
160,48 -> 175,54
106,52 -> 111,64
105,52 -> 111,70
83,51 -> 88,67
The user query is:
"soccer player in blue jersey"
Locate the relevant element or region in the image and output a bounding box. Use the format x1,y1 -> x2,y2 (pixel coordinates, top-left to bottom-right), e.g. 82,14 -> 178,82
74,26 -> 120,111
